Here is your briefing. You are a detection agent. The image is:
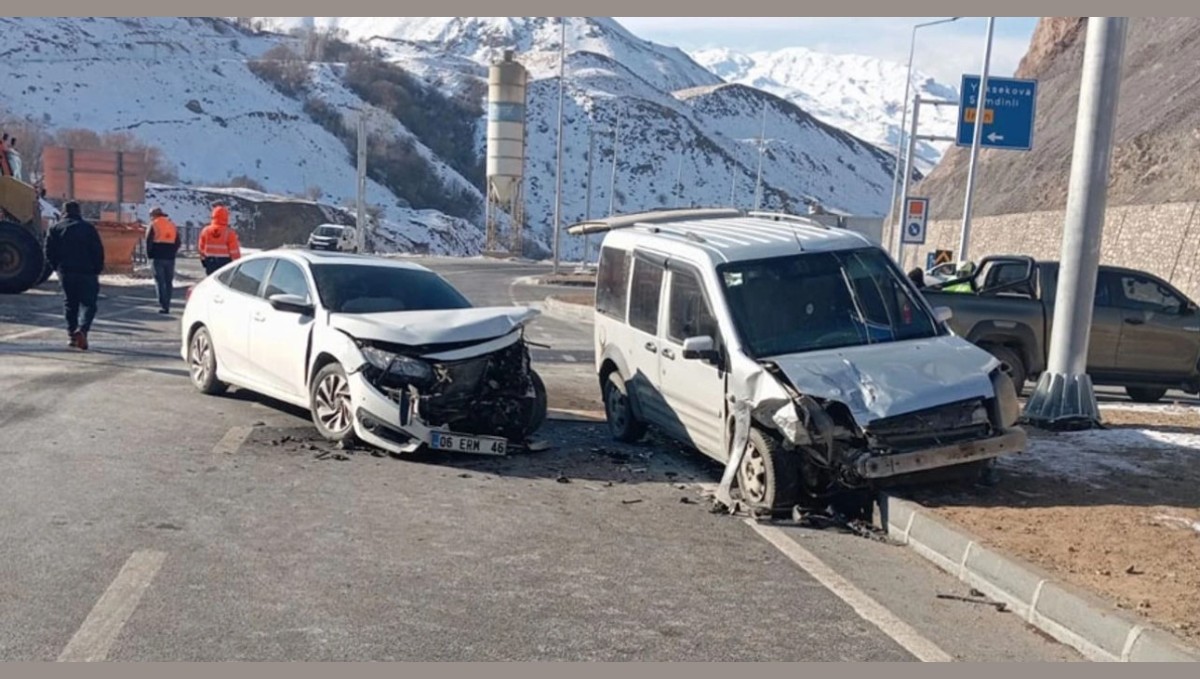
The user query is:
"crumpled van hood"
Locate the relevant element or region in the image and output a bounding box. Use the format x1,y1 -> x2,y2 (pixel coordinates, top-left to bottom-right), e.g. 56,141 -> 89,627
767,335 -> 1000,427
329,306 -> 540,349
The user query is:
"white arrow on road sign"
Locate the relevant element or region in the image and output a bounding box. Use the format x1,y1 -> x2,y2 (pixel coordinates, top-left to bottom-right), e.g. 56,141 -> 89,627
987,132 -> 1004,143
908,222 -> 921,235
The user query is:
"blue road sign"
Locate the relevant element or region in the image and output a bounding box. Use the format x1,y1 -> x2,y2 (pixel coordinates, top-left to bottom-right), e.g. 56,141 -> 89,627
956,74 -> 1038,151
901,197 -> 928,246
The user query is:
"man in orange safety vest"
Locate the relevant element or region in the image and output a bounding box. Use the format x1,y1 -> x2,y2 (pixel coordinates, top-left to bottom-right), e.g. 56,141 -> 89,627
197,204 -> 242,275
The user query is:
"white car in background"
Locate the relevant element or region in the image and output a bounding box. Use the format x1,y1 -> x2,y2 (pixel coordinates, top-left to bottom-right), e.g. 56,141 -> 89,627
180,250 -> 548,456
307,223 -> 358,253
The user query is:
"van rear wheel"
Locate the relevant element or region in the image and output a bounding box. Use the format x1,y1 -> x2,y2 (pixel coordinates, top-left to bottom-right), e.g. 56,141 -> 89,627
1126,386 -> 1167,403
603,371 -> 646,443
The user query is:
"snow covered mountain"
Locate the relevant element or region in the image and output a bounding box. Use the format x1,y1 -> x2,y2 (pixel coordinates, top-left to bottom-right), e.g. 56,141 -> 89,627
690,47 -> 959,173
0,17 -> 907,260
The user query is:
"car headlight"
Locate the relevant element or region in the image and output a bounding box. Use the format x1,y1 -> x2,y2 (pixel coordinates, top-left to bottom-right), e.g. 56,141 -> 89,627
361,346 -> 435,383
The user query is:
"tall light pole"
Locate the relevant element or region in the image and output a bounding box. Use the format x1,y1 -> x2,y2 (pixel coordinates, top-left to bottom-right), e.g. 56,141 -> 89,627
583,124 -> 609,266
551,17 -> 567,274
1024,17 -> 1129,430
356,109 -> 367,254
958,16 -> 996,262
753,102 -> 767,211
608,101 -> 621,217
885,16 -> 960,257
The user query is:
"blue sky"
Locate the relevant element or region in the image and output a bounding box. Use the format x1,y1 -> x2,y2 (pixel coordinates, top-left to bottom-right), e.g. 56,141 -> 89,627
613,17 -> 1039,85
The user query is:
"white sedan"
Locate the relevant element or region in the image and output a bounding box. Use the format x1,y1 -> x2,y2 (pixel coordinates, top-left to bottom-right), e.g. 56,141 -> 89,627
180,249 -> 548,456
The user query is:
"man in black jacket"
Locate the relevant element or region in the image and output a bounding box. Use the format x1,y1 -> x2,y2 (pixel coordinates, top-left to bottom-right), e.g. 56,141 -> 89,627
145,206 -> 181,314
44,201 -> 105,350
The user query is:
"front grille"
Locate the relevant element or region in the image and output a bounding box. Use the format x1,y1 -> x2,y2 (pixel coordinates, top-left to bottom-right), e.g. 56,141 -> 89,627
865,398 -> 992,452
419,340 -> 535,440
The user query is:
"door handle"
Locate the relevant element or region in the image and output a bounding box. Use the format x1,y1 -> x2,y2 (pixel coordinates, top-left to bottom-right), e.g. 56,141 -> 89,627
253,311 -> 266,322
662,348 -> 675,360
1125,317 -> 1145,325
213,295 -> 224,304
644,341 -> 657,353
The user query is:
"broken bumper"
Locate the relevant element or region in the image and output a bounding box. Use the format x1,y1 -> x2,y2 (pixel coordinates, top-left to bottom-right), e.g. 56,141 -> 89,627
346,370 -> 509,457
853,427 -> 1026,480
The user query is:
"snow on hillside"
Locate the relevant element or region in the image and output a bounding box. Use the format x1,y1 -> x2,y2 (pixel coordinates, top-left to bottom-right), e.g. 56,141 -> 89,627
256,16 -> 902,258
691,47 -> 960,173
0,16 -> 486,255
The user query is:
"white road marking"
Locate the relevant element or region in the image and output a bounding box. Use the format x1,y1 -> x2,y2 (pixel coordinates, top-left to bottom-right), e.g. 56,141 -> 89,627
211,425 -> 255,456
561,354 -> 578,363
0,302 -> 158,342
57,550 -> 168,662
746,520 -> 954,662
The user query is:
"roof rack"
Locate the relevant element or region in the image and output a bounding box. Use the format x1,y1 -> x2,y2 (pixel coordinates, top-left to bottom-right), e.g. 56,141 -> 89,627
746,210 -> 833,229
565,207 -> 743,236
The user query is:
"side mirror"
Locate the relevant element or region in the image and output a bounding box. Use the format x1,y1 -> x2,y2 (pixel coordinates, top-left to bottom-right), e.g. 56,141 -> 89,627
682,336 -> 719,362
1183,302 -> 1198,316
933,306 -> 953,323
268,293 -> 314,316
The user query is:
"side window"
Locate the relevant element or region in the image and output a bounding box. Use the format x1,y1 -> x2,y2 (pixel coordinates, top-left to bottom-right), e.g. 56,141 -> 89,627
216,266 -> 237,287
1115,274 -> 1182,314
628,257 -> 665,335
668,269 -> 718,343
264,260 -> 311,301
228,258 -> 271,297
596,246 -> 631,320
1094,271 -> 1116,307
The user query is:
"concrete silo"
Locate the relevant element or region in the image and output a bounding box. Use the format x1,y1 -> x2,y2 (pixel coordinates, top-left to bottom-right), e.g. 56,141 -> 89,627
484,50 -> 528,255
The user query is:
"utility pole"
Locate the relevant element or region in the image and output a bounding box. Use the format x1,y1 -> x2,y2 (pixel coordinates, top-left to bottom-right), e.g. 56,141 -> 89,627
1023,17 -> 1129,430
583,126 -> 595,265
753,102 -> 767,211
958,17 -> 996,262
674,149 -> 685,208
729,162 -> 737,208
893,93 -> 921,264
551,17 -> 567,274
608,102 -> 621,217
356,110 -> 367,254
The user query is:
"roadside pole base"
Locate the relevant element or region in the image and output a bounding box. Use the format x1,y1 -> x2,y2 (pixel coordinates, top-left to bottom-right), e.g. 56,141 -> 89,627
1021,371 -> 1101,431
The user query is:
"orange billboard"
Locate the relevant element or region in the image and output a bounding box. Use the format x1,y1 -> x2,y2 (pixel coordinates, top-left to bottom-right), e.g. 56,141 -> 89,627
41,146 -> 147,203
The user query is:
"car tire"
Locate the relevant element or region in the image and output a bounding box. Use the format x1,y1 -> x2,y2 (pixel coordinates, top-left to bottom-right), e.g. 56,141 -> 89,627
526,369 -> 549,437
188,326 -> 228,396
737,427 -> 801,515
603,371 -> 646,443
986,345 -> 1027,392
310,362 -> 358,444
1126,386 -> 1167,403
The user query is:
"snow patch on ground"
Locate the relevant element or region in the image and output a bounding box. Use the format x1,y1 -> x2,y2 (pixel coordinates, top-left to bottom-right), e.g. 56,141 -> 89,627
1005,427 -> 1200,483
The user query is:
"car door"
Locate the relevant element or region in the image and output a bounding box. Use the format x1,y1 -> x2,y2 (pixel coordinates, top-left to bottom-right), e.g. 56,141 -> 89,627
1111,270 -> 1200,378
625,253 -> 675,433
248,257 -> 317,402
210,257 -> 272,380
657,263 -> 726,458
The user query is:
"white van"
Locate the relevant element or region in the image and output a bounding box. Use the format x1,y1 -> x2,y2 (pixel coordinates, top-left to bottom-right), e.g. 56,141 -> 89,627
568,209 -> 1025,517
307,224 -> 359,253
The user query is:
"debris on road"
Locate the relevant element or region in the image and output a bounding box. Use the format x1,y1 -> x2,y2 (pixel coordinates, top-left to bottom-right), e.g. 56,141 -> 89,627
936,592 -> 1008,612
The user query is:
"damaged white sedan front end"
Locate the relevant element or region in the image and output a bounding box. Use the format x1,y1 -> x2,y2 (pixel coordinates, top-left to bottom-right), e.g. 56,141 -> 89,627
323,307 -> 548,457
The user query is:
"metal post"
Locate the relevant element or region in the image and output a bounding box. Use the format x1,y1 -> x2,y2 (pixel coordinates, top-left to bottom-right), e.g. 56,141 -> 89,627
729,162 -> 737,208
674,150 -> 684,208
583,127 -> 595,265
1023,17 -> 1129,430
551,17 -> 567,274
753,103 -> 767,211
356,111 -> 367,254
958,17 -> 996,262
893,94 -> 922,267
608,103 -> 620,217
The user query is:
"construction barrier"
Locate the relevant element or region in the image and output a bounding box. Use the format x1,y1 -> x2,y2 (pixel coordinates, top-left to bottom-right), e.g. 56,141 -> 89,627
95,221 -> 146,275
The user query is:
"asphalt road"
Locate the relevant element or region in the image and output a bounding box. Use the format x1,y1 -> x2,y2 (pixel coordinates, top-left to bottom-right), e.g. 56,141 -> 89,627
0,255 -> 1080,661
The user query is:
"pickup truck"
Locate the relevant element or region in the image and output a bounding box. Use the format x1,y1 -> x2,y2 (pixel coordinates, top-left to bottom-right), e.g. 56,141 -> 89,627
921,255 -> 1200,403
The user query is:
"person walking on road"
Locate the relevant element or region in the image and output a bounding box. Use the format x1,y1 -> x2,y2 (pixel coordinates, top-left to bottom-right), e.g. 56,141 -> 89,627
145,206 -> 181,314
197,205 -> 241,275
44,201 -> 105,350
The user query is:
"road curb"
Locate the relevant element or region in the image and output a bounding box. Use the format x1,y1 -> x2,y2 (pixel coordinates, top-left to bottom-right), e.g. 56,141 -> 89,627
881,495 -> 1200,662
540,296 -> 595,325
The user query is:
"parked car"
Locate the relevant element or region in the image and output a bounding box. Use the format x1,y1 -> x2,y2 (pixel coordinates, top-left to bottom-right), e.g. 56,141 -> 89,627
922,255 -> 1200,402
570,209 -> 1026,516
307,224 -> 358,253
180,249 -> 548,456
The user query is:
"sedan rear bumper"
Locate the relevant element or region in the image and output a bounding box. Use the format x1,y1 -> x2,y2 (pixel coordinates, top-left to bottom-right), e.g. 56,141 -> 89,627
853,428 -> 1026,479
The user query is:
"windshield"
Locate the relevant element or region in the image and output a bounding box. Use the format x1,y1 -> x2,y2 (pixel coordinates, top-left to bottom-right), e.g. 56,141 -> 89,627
314,226 -> 343,237
310,264 -> 473,314
718,248 -> 938,358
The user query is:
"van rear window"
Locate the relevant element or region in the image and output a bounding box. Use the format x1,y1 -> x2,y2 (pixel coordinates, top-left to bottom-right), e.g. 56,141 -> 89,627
596,246 -> 631,321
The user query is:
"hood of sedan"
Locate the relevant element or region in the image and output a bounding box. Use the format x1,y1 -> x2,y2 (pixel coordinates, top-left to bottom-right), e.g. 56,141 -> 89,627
329,306 -> 540,348
766,335 -> 1000,428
